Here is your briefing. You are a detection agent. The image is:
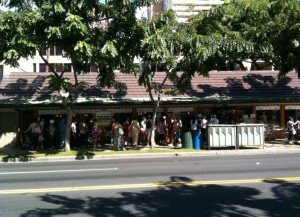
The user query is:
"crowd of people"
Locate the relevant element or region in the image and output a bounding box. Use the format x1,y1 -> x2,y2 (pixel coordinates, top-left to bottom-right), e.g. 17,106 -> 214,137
21,116 -> 96,150
20,113 -> 222,151
109,113 -> 221,151
19,111 -> 300,150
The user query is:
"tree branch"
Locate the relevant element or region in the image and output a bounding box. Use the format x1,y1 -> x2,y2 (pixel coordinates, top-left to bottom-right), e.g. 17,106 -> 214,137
38,50 -> 59,77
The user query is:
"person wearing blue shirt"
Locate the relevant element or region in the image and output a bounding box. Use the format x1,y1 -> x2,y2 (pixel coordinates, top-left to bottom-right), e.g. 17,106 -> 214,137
59,117 -> 66,149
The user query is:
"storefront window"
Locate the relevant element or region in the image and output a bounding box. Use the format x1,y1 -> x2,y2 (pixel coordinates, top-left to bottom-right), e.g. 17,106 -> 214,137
256,110 -> 280,126
285,105 -> 300,123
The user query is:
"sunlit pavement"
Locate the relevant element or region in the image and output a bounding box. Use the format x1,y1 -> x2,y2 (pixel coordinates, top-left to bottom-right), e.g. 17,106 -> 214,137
1,141 -> 300,163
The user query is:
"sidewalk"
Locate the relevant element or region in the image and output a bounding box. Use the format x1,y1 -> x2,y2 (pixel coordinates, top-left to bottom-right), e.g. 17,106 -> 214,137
1,143 -> 300,163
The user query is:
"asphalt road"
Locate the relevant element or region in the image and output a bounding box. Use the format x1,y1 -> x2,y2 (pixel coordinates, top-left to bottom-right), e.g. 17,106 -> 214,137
1,154 -> 300,217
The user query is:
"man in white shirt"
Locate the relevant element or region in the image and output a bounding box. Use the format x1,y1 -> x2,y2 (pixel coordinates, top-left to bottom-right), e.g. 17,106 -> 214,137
200,116 -> 208,143
71,120 -> 77,148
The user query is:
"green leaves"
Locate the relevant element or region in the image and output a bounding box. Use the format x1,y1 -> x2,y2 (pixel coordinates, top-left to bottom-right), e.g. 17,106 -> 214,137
3,49 -> 19,67
46,26 -> 62,39
74,41 -> 92,57
47,75 -> 71,92
101,41 -> 117,57
54,2 -> 65,13
65,14 -> 88,35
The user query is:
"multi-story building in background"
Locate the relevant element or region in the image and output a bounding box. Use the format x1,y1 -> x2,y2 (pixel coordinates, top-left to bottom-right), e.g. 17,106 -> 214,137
0,0 -> 225,78
147,0 -> 225,22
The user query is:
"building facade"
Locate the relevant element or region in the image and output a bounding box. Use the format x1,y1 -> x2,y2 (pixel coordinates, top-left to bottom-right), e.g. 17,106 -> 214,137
156,0 -> 224,22
1,70 -> 300,148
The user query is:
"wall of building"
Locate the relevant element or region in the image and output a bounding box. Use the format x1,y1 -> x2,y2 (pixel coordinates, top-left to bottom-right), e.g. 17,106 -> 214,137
163,0 -> 224,22
1,49 -> 72,76
0,110 -> 18,148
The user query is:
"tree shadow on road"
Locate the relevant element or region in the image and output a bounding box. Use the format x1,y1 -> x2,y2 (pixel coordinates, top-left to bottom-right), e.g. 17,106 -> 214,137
20,176 -> 300,217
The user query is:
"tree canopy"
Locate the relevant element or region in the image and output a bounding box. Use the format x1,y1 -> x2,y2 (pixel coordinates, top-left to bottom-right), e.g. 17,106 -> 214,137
190,0 -> 300,76
0,0 -> 299,149
0,0 -> 159,150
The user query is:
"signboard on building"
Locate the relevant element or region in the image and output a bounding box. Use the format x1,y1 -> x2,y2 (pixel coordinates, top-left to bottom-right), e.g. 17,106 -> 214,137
106,108 -> 132,113
256,105 -> 280,110
96,112 -> 111,126
137,108 -> 163,113
168,107 -> 194,112
285,105 -> 300,110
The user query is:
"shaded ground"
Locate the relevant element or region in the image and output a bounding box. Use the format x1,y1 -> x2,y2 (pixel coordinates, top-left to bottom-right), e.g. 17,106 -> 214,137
18,176 -> 300,217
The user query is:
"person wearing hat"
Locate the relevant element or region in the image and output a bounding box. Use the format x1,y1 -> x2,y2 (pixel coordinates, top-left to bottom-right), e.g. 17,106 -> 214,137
48,119 -> 56,149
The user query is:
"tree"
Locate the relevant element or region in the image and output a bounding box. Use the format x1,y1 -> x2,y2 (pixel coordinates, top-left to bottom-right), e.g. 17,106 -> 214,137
268,0 -> 300,77
136,10 -> 226,148
189,0 -> 272,71
136,10 -> 186,148
189,0 -> 300,76
0,0 -> 159,151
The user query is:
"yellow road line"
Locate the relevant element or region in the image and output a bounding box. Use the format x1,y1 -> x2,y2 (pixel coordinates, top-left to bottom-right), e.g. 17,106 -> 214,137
1,176 -> 300,195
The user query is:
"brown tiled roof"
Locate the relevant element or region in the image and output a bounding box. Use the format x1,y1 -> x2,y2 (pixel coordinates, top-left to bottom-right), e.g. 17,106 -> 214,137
0,70 -> 300,106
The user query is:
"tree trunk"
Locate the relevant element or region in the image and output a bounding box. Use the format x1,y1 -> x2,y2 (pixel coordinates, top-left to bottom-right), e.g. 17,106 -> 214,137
150,102 -> 159,149
150,111 -> 157,149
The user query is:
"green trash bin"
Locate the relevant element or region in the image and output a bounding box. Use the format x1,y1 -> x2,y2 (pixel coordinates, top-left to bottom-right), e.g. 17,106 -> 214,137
183,131 -> 193,149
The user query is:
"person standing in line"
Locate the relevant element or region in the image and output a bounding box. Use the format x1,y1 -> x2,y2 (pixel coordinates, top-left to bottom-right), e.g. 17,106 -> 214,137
287,117 -> 298,144
200,115 -> 208,143
131,118 -> 140,146
209,115 -> 219,125
78,118 -> 87,147
259,112 -> 268,124
91,121 -> 99,149
146,115 -> 152,147
156,117 -> 167,145
59,117 -> 66,150
123,117 -> 130,146
166,117 -> 174,144
140,117 -> 147,145
113,122 -> 125,151
48,119 -> 56,149
70,119 -> 77,149
190,116 -> 199,145
24,117 -> 41,150
172,118 -> 182,147
37,118 -> 45,149
111,118 -> 116,145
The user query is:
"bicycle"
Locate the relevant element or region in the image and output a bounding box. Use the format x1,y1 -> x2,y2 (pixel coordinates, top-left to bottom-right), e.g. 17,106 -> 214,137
264,129 -> 293,147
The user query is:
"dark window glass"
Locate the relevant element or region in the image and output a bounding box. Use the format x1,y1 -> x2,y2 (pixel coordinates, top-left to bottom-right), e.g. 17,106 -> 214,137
56,64 -> 62,72
56,46 -> 62,56
50,47 -> 55,56
39,63 -> 46,72
64,64 -> 72,72
90,65 -> 98,72
39,49 -> 47,56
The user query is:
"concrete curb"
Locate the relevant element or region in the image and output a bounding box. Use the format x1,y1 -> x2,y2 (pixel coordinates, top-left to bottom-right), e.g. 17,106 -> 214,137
2,146 -> 300,163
